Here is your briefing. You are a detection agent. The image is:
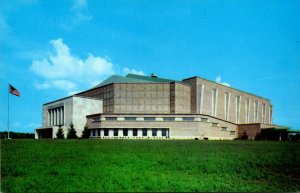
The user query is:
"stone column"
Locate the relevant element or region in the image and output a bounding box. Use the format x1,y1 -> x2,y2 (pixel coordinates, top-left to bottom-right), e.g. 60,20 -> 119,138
109,129 -> 113,137
58,108 -> 61,125
62,107 -> 64,125
128,129 -> 133,137
100,129 -> 104,137
90,129 -> 93,138
157,129 -> 162,137
279,132 -> 282,141
51,109 -> 54,126
119,129 -> 123,137
60,107 -> 63,125
55,109 -> 57,126
95,129 -> 98,137
48,110 -> 51,126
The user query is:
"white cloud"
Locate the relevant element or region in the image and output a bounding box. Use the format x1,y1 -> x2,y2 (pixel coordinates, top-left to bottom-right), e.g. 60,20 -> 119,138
26,122 -> 41,129
71,0 -> 92,25
0,15 -> 11,42
72,0 -> 88,9
34,81 -> 51,89
122,67 -> 145,76
68,90 -> 81,96
34,80 -> 76,91
216,76 -> 221,83
30,38 -> 145,93
215,75 -> 231,87
52,80 -> 76,90
222,82 -> 230,87
30,38 -> 115,80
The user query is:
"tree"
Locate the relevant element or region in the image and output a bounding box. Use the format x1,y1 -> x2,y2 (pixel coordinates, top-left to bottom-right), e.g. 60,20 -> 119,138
240,130 -> 249,140
67,122 -> 78,139
56,126 -> 64,139
81,124 -> 90,139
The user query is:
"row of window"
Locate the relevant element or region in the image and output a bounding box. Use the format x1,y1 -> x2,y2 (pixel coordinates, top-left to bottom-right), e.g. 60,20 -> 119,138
220,127 -> 236,135
48,106 -> 64,126
196,84 -> 271,124
90,128 -> 169,137
93,117 -> 209,122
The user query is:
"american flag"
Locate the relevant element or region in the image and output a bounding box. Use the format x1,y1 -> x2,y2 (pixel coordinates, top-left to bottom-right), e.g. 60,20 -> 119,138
9,84 -> 20,97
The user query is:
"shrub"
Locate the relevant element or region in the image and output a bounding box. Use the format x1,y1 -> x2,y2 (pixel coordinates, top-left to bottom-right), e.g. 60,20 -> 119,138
81,124 -> 90,139
240,131 -> 249,140
67,123 -> 78,139
56,127 -> 64,139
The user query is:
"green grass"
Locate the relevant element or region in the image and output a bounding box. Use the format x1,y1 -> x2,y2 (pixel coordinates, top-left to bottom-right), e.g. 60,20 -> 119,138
1,139 -> 300,192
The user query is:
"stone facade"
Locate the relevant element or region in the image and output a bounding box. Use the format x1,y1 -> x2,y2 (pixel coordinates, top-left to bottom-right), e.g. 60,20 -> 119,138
36,96 -> 102,139
87,114 -> 237,140
182,77 -> 272,125
36,73 -> 278,140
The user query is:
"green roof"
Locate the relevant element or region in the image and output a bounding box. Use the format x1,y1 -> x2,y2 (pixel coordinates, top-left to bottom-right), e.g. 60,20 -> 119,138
93,74 -> 176,88
126,74 -> 176,83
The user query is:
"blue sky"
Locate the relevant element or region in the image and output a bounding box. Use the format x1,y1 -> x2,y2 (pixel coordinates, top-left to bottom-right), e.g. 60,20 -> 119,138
1,0 -> 299,133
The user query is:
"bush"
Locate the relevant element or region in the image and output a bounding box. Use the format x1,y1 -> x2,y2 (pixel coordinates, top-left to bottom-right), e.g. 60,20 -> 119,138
240,131 -> 249,140
81,124 -> 90,139
0,132 -> 34,139
56,127 -> 64,139
67,123 -> 78,139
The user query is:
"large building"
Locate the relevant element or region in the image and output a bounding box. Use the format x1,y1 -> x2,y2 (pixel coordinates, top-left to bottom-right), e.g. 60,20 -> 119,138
35,73 -> 288,140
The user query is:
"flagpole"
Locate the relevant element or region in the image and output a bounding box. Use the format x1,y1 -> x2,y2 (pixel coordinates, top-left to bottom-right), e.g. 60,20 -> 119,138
7,84 -> 10,139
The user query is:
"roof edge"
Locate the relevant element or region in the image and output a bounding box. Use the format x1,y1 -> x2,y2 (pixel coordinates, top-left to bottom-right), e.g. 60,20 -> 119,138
183,76 -> 270,101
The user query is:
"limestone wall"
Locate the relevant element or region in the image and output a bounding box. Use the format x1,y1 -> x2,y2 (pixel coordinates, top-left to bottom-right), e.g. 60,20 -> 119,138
87,114 -> 238,140
183,77 -> 272,124
113,83 -> 171,114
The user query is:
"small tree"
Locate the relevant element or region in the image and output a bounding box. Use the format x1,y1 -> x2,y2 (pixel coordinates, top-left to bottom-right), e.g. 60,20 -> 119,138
67,122 -> 78,139
240,130 -> 249,140
81,124 -> 90,139
56,126 -> 64,139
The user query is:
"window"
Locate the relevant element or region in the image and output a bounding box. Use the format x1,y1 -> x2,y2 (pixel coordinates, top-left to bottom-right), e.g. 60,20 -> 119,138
201,117 -> 208,122
269,105 -> 272,124
197,84 -> 204,113
48,106 -> 64,126
224,92 -> 230,121
230,131 -> 236,135
104,129 -> 109,136
212,123 -> 219,127
106,117 -> 117,121
245,98 -> 250,123
123,129 -> 128,136
113,129 -> 118,136
152,129 -> 157,136
182,117 -> 194,121
236,96 -> 241,123
55,109 -> 58,125
125,117 -> 137,121
221,127 -> 228,131
211,88 -> 218,116
163,117 -> 175,121
162,129 -> 167,137
133,129 -> 138,136
144,117 -> 156,121
48,109 -> 51,126
93,117 -> 100,122
262,103 -> 266,123
142,129 -> 147,136
254,101 -> 259,122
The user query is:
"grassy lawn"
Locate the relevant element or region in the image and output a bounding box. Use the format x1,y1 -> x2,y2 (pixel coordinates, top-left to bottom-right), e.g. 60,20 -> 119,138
1,139 -> 300,192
